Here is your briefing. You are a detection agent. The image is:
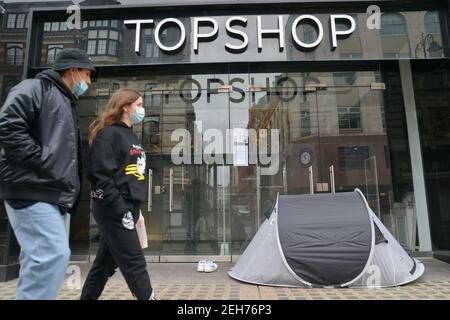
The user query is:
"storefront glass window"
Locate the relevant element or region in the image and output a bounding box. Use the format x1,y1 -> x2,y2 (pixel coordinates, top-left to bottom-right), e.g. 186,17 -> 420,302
71,69 -> 420,258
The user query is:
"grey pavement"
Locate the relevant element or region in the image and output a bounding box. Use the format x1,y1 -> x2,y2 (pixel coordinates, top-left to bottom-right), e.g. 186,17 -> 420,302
0,258 -> 449,300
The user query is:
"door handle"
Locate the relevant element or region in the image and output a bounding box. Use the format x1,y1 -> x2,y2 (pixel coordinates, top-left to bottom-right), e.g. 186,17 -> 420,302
169,168 -> 173,212
147,169 -> 153,212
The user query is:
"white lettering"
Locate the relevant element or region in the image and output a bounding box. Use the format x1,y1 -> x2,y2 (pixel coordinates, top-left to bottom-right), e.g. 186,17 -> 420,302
155,18 -> 186,52
330,14 -> 356,48
124,19 -> 154,54
225,16 -> 249,51
257,15 -> 284,51
291,15 -> 324,48
193,17 -> 219,53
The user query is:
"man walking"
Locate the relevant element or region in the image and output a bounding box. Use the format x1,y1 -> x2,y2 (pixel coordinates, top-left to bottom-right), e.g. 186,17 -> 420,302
0,49 -> 94,300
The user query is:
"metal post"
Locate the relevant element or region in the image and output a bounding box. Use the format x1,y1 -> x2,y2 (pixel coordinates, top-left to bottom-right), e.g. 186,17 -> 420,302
309,166 -> 314,194
169,168 -> 173,212
147,169 -> 153,212
329,165 -> 335,194
256,166 -> 261,227
283,164 -> 288,194
220,165 -> 229,255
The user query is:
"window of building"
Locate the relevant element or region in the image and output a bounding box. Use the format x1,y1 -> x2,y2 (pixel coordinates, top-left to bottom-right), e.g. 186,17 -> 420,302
380,13 -> 408,36
333,72 -> 357,86
144,28 -> 152,36
86,29 -> 120,56
59,22 -> 67,31
338,146 -> 370,170
145,40 -> 159,58
303,23 -> 316,44
144,28 -> 160,58
6,44 -> 23,65
112,83 -> 120,91
98,30 -> 108,39
143,116 -> 161,147
43,21 -> 69,32
425,11 -> 441,34
47,44 -> 64,65
87,40 -> 97,55
7,13 -> 27,29
88,30 -> 98,39
51,21 -> 59,31
108,41 -> 118,55
16,13 -> 26,28
6,14 -> 16,28
338,105 -> 361,129
300,109 -> 311,136
144,83 -> 160,109
110,30 -> 119,40
97,40 -> 107,55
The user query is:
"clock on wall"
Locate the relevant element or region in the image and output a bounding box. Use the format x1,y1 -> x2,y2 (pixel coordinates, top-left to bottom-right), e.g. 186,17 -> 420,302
299,148 -> 314,168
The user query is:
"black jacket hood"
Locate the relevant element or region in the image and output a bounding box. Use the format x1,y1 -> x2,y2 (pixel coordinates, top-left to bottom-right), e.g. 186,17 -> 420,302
36,69 -> 77,101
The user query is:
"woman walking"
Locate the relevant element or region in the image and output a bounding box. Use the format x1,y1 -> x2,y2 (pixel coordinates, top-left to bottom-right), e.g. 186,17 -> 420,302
80,89 -> 154,300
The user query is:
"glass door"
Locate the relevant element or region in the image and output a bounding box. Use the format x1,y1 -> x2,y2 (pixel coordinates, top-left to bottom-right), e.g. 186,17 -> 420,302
141,76 -> 232,261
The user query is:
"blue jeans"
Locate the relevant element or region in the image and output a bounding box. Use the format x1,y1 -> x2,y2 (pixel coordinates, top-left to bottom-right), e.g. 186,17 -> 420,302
5,202 -> 70,300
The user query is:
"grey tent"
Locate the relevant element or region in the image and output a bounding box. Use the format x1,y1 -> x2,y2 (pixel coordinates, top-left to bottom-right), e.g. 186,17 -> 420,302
229,189 -> 424,288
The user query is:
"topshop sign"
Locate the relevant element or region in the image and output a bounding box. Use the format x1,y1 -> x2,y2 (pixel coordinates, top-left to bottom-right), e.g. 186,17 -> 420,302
124,15 -> 356,54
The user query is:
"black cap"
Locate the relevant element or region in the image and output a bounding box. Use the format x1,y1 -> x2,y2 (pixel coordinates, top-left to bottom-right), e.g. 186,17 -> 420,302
52,48 -> 96,72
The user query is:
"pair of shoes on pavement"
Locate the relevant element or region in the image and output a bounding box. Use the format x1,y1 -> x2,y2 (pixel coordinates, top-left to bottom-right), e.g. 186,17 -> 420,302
197,260 -> 218,273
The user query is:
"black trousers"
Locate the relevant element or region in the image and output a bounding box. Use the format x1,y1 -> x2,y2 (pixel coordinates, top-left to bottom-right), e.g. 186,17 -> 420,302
80,201 -> 153,300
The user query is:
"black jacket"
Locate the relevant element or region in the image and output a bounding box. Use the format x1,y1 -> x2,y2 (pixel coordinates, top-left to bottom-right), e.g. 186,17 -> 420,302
0,69 -> 83,215
88,122 -> 147,216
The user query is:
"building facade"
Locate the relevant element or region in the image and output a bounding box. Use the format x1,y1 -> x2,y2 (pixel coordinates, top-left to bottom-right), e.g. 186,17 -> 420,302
1,0 -> 450,279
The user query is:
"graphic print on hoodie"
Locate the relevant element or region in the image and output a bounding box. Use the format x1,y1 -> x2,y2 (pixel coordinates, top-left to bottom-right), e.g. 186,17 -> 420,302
125,145 -> 146,181
87,122 -> 147,218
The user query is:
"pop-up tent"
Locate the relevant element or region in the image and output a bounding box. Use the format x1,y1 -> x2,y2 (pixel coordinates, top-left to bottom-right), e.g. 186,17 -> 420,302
229,189 -> 424,288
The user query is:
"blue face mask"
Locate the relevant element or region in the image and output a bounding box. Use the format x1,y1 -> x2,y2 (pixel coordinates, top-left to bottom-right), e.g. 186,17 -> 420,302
72,70 -> 89,97
130,106 -> 145,124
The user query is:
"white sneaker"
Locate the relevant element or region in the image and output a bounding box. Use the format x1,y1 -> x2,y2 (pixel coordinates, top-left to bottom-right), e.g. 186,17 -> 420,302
197,260 -> 207,272
197,260 -> 218,273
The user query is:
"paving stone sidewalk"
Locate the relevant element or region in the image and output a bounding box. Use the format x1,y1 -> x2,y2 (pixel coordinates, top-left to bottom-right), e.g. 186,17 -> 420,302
0,258 -> 449,300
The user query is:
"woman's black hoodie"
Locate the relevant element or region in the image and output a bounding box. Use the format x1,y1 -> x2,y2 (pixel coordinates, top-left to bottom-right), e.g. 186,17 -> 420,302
87,121 -> 147,215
